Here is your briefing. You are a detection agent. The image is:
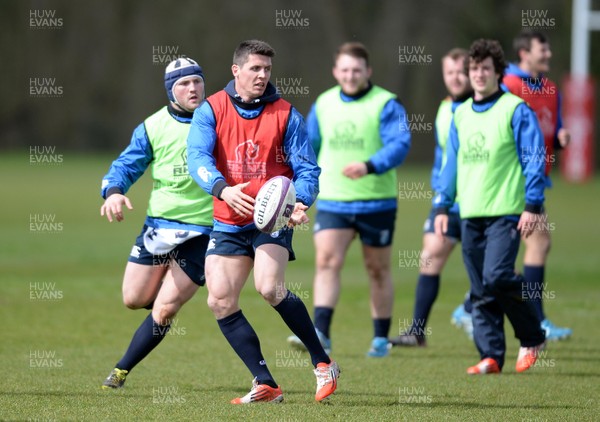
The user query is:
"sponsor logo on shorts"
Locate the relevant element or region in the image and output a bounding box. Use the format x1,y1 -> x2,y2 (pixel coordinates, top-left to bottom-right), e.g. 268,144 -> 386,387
207,238 -> 216,251
130,245 -> 141,258
379,230 -> 390,245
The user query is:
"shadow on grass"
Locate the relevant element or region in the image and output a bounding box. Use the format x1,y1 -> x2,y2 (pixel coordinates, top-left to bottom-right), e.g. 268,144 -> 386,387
0,390 -> 151,398
390,401 -> 583,410
546,371 -> 600,378
551,356 -> 600,364
1,389 -> 586,410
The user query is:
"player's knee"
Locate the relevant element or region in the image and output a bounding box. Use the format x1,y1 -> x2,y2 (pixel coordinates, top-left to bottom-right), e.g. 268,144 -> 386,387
422,245 -> 444,263
122,293 -> 148,310
365,264 -> 390,285
539,236 -> 551,256
207,294 -> 234,317
483,269 -> 513,293
524,231 -> 552,260
316,253 -> 344,272
153,303 -> 178,325
256,283 -> 280,304
206,295 -> 221,312
421,240 -> 450,272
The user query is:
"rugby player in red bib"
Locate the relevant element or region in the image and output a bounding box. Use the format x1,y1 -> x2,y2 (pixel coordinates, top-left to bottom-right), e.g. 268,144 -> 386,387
187,40 -> 339,404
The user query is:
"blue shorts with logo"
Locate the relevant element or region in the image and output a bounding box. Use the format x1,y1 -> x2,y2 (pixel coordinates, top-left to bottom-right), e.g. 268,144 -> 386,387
206,227 -> 296,261
423,208 -> 462,241
128,224 -> 210,286
313,209 -> 396,247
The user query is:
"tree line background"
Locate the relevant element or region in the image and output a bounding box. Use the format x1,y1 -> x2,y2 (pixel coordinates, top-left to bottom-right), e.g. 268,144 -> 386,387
2,0 -> 598,166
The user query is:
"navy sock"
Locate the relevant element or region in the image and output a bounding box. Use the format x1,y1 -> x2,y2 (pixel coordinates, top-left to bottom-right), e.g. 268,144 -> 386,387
274,291 -> 330,366
463,294 -> 473,313
373,318 -> 391,338
217,310 -> 275,387
116,313 -> 170,371
524,265 -> 545,322
410,274 -> 439,336
313,306 -> 334,339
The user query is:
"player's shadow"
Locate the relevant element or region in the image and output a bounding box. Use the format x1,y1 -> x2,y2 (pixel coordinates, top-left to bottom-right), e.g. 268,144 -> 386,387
0,390 -> 153,398
190,384 -> 261,395
545,371 -> 600,377
389,401 -> 583,410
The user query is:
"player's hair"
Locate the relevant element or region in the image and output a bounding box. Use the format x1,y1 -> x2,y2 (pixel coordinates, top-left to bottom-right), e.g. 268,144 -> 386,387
513,30 -> 549,61
335,42 -> 370,67
442,48 -> 468,65
233,40 -> 275,67
467,39 -> 507,83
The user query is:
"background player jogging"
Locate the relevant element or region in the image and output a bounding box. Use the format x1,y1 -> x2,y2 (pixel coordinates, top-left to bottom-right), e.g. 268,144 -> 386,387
99,57 -> 212,389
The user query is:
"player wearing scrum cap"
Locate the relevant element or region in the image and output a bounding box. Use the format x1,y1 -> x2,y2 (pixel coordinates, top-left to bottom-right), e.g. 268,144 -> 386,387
187,39 -> 339,404
99,57 -> 212,389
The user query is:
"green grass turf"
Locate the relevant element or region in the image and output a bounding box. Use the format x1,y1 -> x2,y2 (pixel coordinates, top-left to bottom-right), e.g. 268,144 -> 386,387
1,153 -> 599,421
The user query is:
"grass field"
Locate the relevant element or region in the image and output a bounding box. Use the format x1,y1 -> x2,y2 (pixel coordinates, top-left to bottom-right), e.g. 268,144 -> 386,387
1,153 -> 599,421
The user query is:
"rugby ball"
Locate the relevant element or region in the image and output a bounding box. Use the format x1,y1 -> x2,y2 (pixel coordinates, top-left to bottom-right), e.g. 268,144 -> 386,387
253,176 -> 296,233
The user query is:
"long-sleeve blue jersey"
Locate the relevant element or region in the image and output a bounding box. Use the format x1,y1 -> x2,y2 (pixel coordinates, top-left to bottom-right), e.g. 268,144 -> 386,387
101,106 -> 212,233
306,87 -> 411,214
101,124 -> 154,200
434,91 -> 545,216
502,63 -> 564,146
187,82 -> 320,232
502,62 -> 564,189
430,98 -> 465,214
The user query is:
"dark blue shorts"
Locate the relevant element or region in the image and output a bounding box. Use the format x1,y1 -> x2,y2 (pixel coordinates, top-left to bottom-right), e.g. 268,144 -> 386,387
423,209 -> 462,241
128,225 -> 210,286
206,227 -> 296,261
313,209 -> 396,247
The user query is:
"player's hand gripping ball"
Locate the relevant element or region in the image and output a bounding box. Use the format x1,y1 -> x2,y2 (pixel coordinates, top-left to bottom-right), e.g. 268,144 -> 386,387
253,176 -> 296,233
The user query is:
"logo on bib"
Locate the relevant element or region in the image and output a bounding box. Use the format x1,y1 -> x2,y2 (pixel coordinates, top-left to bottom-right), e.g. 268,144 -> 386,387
227,140 -> 267,179
462,132 -> 489,163
173,149 -> 189,178
329,121 -> 364,150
